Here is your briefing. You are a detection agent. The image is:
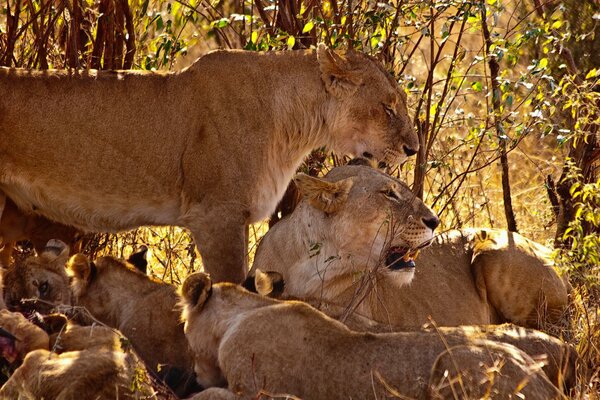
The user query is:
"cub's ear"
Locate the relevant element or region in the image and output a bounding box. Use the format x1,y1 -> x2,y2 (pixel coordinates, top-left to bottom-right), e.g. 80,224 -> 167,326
181,273 -> 212,309
242,269 -> 285,298
67,254 -> 93,281
294,174 -> 354,214
317,44 -> 363,98
40,239 -> 70,270
127,245 -> 148,274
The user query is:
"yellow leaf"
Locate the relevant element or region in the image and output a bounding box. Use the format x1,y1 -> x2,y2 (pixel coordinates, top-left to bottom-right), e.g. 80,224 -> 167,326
303,21 -> 314,33
585,68 -> 598,79
287,36 -> 295,50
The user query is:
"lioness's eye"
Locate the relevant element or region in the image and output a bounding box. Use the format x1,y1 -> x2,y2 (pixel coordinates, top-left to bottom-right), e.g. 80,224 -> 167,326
384,104 -> 395,117
38,282 -> 49,296
382,189 -> 400,201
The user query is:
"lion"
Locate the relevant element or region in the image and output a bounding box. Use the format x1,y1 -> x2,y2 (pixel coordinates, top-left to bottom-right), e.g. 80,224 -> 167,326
66,250 -> 200,397
0,309 -> 49,365
250,164 -> 570,329
0,197 -> 82,267
0,45 -> 418,283
0,312 -> 156,400
2,239 -> 73,315
1,240 -> 199,397
180,272 -> 566,399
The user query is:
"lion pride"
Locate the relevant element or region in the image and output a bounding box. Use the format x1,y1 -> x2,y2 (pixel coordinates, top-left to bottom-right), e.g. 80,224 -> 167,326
0,44 -> 418,283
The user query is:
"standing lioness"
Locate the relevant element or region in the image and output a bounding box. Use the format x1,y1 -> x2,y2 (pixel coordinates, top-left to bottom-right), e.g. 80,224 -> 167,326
0,45 -> 418,282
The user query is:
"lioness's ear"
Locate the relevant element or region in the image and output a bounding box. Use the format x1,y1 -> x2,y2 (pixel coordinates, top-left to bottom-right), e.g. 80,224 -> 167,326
181,273 -> 212,309
254,269 -> 285,298
294,174 -> 354,214
317,44 -> 363,98
40,239 -> 70,269
67,254 -> 92,281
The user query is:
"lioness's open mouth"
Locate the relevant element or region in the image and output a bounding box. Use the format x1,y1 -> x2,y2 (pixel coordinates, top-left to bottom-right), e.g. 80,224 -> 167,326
386,247 -> 419,270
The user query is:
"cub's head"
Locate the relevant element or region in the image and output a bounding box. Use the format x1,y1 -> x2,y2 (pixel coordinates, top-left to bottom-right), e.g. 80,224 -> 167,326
66,250 -> 149,320
0,309 -> 49,365
180,272 -> 282,389
317,45 -> 418,165
292,164 -> 438,286
2,240 -> 72,314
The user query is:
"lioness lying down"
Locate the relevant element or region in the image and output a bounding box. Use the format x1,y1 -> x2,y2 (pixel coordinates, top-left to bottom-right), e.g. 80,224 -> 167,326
180,273 -> 566,399
1,240 -> 199,397
0,44 -> 418,283
251,164 -> 569,328
0,311 -> 156,399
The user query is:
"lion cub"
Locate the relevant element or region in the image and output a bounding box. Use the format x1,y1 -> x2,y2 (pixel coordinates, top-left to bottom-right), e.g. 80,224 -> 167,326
67,251 -> 200,397
180,272 -> 565,399
0,311 -> 155,399
1,240 -> 199,397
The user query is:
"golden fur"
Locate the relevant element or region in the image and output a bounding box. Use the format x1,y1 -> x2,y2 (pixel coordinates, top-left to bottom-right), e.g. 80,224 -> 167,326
0,45 -> 418,283
252,164 -> 439,295
0,197 -> 81,267
0,323 -> 156,400
67,253 -> 198,396
180,273 -> 565,399
2,240 -> 72,314
252,167 -> 569,328
1,240 -> 197,397
0,309 -> 49,363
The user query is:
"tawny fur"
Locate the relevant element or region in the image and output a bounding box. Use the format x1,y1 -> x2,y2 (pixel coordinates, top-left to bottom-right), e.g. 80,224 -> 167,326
67,253 -> 197,393
1,242 -> 197,396
180,274 -> 564,399
0,311 -> 155,399
0,197 -> 81,267
0,309 -> 49,362
252,166 -> 570,328
2,242 -> 72,314
251,164 -> 439,303
0,45 -> 418,283
0,336 -> 155,400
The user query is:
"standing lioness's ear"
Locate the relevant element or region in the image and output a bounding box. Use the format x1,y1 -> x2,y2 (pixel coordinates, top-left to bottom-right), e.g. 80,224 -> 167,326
317,44 -> 363,98
181,273 -> 213,309
294,174 -> 354,214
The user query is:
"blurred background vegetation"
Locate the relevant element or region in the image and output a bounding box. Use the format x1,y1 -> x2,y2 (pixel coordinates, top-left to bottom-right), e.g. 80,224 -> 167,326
1,0 -> 599,396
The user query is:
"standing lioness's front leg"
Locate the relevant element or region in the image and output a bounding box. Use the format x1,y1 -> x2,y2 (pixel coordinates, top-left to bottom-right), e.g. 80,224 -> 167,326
187,209 -> 248,283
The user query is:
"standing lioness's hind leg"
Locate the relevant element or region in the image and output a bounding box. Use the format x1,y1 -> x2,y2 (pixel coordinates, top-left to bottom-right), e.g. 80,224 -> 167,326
188,211 -> 248,283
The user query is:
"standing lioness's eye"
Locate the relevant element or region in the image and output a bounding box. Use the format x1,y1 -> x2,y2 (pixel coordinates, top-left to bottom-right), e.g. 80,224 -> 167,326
384,104 -> 395,117
382,189 -> 400,201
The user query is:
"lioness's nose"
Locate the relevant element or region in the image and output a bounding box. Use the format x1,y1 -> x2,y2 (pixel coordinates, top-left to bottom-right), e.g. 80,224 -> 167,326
422,216 -> 440,231
403,146 -> 417,157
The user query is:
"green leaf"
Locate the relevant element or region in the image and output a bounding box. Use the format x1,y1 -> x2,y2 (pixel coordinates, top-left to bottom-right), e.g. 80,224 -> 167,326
471,81 -> 483,92
302,20 -> 314,33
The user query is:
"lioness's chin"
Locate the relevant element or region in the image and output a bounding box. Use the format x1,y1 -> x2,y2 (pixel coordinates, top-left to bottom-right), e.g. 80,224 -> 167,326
387,268 -> 415,287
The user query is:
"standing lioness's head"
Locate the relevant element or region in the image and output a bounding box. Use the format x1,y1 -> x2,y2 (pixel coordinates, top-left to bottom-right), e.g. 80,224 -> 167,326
317,45 -> 418,165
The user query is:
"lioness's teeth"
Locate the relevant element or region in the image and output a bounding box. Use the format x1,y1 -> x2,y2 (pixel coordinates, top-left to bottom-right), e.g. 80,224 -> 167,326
402,250 -> 420,261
